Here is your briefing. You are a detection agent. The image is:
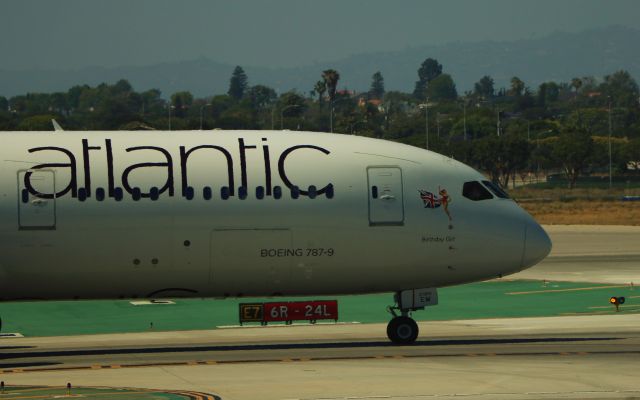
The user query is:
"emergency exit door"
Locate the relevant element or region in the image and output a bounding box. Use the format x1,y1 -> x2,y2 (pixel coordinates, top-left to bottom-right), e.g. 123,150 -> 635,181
18,170 -> 56,230
367,167 -> 404,226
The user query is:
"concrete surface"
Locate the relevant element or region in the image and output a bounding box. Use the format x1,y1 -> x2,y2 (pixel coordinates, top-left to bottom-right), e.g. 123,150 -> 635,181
2,225 -> 640,400
510,225 -> 640,284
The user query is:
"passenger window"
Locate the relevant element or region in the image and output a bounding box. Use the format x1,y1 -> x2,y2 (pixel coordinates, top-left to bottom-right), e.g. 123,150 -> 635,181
273,186 -> 282,199
21,189 -> 29,203
78,188 -> 87,202
150,187 -> 160,201
239,186 -> 248,200
203,187 -> 212,200
308,185 -> 317,199
326,184 -> 334,199
256,186 -> 265,199
371,186 -> 379,199
462,181 -> 493,201
96,188 -> 105,202
221,187 -> 230,200
291,186 -> 300,199
132,187 -> 142,201
114,187 -> 123,201
185,186 -> 195,200
482,180 -> 510,199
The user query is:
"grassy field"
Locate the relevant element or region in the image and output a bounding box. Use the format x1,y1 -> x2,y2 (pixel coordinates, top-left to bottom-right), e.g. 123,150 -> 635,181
1,280 -> 638,337
510,183 -> 640,225
519,200 -> 640,225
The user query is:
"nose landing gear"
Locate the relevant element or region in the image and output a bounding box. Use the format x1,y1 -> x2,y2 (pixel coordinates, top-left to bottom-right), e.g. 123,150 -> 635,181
386,288 -> 438,345
387,315 -> 419,344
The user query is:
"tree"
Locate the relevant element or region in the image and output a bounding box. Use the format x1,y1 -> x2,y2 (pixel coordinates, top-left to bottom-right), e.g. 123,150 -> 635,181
599,70 -> 640,108
537,82 -> 560,108
472,135 -> 530,188
228,66 -> 248,100
570,77 -> 583,94
322,69 -> 340,103
530,138 -> 558,179
140,89 -> 164,117
413,58 -> 442,99
474,76 -> 495,99
50,92 -> 69,116
552,125 -> 594,189
279,91 -> 307,129
112,79 -> 133,94
509,77 -> 525,97
170,91 -> 194,118
246,85 -> 277,110
426,74 -> 457,101
208,95 -> 234,119
0,96 -> 8,111
313,80 -> 327,106
369,71 -> 385,99
17,115 -> 58,131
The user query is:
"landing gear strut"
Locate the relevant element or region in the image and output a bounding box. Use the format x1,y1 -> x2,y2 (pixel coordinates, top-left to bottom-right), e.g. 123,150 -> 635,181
386,288 -> 438,345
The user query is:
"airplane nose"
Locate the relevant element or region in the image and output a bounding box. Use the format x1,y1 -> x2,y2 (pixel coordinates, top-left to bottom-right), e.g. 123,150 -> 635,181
522,222 -> 552,268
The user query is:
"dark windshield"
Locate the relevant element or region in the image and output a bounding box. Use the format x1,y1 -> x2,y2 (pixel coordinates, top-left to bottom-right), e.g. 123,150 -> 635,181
462,181 -> 493,201
482,180 -> 510,199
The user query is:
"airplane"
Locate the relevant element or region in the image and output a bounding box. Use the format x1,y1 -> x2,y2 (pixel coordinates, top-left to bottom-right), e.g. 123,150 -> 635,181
0,130 -> 551,344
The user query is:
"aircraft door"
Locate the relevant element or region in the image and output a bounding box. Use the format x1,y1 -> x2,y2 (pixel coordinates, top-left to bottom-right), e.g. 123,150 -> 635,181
367,167 -> 404,226
17,170 -> 56,230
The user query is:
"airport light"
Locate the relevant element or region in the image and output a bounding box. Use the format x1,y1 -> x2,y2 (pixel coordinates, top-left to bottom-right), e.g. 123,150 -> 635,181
281,104 -> 301,130
610,296 -> 625,312
199,104 -> 212,130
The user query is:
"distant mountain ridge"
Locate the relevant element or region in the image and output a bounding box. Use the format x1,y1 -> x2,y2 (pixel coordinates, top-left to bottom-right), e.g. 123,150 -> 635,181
1,26 -> 639,98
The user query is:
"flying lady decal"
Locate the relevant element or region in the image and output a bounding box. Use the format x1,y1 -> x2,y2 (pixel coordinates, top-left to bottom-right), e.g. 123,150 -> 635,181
418,187 -> 452,221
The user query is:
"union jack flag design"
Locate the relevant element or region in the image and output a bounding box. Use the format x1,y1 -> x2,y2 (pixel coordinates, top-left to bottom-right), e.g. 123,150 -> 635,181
419,190 -> 441,208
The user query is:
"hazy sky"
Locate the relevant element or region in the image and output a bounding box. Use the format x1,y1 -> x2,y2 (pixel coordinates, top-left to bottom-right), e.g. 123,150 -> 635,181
1,0 -> 639,70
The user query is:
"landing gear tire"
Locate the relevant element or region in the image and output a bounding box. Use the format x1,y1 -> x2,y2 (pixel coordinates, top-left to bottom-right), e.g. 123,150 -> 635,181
386,316 -> 419,345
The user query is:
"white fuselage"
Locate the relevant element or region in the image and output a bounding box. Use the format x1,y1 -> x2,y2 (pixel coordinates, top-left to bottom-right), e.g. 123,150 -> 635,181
0,131 -> 550,301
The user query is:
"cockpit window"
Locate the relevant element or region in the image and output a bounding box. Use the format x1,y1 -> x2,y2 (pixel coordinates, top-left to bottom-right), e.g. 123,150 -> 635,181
462,181 -> 493,201
482,180 -> 510,199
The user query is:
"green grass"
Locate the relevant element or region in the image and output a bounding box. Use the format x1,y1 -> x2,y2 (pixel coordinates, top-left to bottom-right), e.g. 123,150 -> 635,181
0,280 -> 637,337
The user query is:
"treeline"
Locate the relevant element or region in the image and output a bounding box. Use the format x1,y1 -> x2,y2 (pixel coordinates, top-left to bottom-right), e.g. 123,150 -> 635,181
1,59 -> 640,188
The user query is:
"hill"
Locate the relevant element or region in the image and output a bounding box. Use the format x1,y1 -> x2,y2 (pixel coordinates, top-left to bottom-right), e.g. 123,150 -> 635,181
1,26 -> 638,98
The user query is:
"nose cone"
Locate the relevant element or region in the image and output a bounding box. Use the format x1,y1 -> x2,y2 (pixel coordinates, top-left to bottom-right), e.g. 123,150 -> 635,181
522,222 -> 552,268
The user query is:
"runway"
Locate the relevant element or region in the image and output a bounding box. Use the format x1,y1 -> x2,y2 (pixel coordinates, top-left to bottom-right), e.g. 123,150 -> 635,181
1,225 -> 640,399
511,225 -> 640,284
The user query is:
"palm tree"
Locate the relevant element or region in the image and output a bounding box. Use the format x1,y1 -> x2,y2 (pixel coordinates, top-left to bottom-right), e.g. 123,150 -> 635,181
322,69 -> 340,103
314,80 -> 327,107
570,77 -> 583,95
